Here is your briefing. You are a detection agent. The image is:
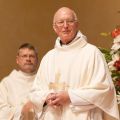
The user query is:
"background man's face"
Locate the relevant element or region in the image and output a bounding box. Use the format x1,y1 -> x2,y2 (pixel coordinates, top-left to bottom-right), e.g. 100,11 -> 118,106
16,48 -> 38,73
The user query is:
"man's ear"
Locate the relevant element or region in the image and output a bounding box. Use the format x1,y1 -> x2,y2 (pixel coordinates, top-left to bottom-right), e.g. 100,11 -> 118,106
53,25 -> 57,33
16,56 -> 19,64
76,22 -> 79,29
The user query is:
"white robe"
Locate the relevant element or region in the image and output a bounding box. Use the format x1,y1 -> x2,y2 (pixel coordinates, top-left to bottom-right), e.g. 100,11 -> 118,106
30,31 -> 120,120
0,69 -> 36,120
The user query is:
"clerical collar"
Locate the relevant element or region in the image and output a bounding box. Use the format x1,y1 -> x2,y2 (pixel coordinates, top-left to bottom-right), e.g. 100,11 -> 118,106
59,32 -> 78,46
19,70 -> 36,76
60,39 -> 74,46
60,40 -> 63,45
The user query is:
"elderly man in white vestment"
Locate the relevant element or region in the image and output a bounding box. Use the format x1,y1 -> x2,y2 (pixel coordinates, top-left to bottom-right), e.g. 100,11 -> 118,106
23,7 -> 120,120
0,43 -> 38,120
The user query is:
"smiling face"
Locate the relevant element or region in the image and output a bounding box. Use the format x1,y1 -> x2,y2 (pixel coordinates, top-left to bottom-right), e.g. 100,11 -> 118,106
53,7 -> 79,44
16,48 -> 38,73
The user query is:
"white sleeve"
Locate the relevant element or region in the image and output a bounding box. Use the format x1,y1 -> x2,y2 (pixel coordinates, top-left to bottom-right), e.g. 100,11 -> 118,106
0,81 -> 15,120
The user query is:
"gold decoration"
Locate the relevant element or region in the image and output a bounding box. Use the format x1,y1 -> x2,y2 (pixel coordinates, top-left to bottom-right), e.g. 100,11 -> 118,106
49,71 -> 68,91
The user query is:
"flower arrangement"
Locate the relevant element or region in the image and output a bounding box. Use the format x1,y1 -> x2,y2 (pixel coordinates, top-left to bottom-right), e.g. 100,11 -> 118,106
99,27 -> 120,103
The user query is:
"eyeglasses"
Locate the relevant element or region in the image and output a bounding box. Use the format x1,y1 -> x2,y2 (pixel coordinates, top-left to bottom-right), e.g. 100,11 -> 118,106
19,54 -> 36,59
54,20 -> 77,27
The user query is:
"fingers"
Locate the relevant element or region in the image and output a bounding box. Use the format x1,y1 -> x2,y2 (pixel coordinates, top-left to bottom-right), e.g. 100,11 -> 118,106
46,93 -> 62,107
21,101 -> 36,115
20,108 -> 35,120
46,93 -> 56,105
46,91 -> 70,108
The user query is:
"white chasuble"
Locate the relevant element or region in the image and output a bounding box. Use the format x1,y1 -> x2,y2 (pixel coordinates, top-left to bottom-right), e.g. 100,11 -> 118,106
30,31 -> 119,120
0,69 -> 36,120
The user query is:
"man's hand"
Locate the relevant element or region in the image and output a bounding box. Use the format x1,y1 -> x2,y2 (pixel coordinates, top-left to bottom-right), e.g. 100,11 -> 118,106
46,91 -> 71,107
21,101 -> 36,120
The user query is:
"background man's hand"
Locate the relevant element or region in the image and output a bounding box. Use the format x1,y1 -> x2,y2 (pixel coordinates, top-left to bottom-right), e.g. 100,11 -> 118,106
21,101 -> 36,120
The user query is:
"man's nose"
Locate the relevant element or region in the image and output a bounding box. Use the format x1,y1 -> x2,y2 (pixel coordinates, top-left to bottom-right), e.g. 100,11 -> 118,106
26,56 -> 31,60
63,21 -> 69,27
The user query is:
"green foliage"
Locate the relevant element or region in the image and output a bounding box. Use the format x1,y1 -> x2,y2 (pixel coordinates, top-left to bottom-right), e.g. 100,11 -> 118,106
99,47 -> 112,63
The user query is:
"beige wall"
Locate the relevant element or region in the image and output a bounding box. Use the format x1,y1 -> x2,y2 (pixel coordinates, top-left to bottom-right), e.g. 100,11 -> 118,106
0,0 -> 120,80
